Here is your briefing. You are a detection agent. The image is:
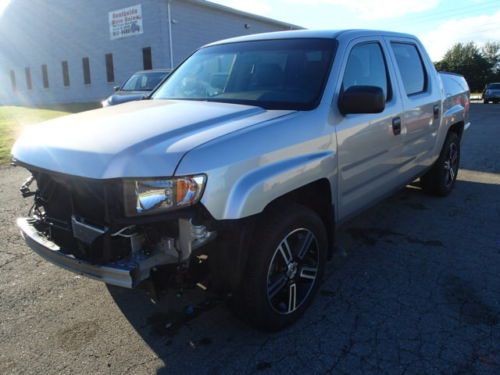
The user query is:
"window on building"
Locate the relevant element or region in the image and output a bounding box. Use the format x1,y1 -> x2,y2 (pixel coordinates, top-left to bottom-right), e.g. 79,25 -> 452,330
62,61 -> 70,87
25,68 -> 32,90
42,64 -> 49,88
82,57 -> 91,84
105,53 -> 114,82
342,42 -> 391,101
143,47 -> 152,70
10,70 -> 16,91
391,43 -> 427,96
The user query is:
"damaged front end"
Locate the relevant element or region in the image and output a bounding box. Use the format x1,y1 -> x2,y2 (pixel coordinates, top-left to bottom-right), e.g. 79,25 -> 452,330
16,168 -> 216,289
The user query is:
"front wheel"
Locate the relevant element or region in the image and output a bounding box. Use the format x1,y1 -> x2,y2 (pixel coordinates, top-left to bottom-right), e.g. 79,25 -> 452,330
233,204 -> 328,331
421,131 -> 460,196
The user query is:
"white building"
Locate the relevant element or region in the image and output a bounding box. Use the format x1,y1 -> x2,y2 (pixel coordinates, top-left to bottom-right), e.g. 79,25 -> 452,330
0,0 -> 300,105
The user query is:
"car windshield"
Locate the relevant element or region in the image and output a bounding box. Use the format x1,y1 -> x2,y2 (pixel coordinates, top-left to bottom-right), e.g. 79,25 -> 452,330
152,39 -> 337,110
487,83 -> 500,90
121,71 -> 169,91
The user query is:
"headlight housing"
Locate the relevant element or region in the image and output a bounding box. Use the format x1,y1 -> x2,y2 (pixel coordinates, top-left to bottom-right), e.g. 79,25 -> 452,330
123,175 -> 206,216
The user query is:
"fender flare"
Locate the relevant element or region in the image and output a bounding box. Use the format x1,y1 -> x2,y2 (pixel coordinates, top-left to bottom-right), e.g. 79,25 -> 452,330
221,151 -> 336,219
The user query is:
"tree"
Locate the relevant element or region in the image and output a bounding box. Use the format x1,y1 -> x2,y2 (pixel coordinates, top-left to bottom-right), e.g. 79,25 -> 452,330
481,41 -> 500,73
434,42 -> 492,91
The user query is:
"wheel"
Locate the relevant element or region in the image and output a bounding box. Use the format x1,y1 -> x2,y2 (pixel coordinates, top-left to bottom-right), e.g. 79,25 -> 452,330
421,131 -> 460,196
233,204 -> 327,331
483,99 -> 489,104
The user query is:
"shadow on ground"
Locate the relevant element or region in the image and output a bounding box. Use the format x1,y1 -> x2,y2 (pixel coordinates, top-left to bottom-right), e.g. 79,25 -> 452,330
107,178 -> 500,374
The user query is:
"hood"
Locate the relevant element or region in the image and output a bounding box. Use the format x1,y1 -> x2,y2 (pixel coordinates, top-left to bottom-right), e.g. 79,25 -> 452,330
107,91 -> 148,106
12,100 -> 293,179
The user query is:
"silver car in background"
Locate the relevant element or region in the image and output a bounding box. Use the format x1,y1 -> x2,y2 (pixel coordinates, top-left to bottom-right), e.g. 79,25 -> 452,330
101,69 -> 171,107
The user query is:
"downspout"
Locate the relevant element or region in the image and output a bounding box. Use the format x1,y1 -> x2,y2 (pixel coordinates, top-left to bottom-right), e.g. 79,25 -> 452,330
167,0 -> 174,69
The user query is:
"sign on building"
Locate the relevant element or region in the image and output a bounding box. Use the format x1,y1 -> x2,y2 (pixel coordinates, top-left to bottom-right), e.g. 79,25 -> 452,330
109,4 -> 143,40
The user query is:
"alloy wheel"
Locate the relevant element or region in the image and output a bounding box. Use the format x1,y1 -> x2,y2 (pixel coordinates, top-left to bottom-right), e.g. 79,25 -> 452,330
266,228 -> 319,315
443,142 -> 459,188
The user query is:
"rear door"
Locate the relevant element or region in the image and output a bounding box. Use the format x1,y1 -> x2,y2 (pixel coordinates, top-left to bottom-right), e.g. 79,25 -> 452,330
385,38 -> 442,178
335,38 -> 405,220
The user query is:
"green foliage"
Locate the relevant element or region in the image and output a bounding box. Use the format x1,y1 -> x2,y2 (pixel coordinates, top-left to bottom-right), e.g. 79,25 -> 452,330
481,41 -> 500,73
435,41 -> 500,91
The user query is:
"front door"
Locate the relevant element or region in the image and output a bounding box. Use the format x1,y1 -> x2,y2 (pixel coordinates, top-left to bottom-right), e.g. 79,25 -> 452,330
335,38 -> 405,220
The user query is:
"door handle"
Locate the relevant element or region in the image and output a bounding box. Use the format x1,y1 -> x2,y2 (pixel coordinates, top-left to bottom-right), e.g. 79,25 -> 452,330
392,117 -> 401,135
433,104 -> 440,119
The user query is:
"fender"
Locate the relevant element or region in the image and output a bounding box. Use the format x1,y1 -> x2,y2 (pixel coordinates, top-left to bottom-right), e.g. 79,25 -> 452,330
221,151 -> 336,219
442,103 -> 465,128
432,97 -> 467,156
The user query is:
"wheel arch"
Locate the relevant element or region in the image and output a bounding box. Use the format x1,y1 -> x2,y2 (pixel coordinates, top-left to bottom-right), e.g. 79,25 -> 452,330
262,178 -> 335,257
448,120 -> 465,140
208,178 -> 336,294
220,151 -> 336,220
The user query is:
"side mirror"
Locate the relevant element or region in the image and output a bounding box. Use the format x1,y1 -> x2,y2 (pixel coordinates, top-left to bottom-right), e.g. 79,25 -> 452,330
338,86 -> 385,115
113,85 -> 121,92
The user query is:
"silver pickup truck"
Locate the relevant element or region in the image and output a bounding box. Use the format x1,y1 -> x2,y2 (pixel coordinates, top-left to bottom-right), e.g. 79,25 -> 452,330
12,30 -> 470,331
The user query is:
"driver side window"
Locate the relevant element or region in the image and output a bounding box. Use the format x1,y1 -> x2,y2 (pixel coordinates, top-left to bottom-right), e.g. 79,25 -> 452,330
342,42 -> 391,101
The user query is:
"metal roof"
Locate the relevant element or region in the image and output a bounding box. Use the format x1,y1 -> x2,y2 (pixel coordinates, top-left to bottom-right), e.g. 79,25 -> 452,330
186,0 -> 303,30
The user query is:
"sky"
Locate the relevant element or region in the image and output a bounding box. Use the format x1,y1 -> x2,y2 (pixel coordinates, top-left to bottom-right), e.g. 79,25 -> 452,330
0,0 -> 10,16
211,0 -> 500,61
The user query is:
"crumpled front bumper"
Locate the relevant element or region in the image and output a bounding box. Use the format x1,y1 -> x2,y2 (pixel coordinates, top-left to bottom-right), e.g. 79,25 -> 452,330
17,217 -> 150,288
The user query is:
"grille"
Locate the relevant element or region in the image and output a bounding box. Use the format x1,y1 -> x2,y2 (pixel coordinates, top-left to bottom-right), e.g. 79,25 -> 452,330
32,171 -> 129,264
34,171 -> 107,226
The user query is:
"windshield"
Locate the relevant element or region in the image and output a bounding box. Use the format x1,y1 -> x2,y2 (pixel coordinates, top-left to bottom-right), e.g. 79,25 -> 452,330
121,71 -> 169,91
152,39 -> 337,110
487,83 -> 500,90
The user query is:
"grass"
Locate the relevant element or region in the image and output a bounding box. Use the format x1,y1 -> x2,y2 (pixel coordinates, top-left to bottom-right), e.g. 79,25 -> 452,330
0,103 -> 99,164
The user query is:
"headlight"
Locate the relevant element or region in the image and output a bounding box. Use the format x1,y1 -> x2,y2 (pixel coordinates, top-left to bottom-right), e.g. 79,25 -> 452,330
101,98 -> 111,107
123,175 -> 206,216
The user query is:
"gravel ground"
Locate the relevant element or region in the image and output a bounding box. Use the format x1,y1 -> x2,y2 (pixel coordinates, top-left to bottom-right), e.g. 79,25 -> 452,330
0,103 -> 499,375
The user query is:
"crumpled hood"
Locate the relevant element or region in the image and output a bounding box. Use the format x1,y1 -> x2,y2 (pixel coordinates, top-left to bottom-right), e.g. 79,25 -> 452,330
12,100 -> 293,179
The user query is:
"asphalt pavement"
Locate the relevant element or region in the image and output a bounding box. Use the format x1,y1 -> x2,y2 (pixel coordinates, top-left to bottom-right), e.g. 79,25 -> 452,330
0,103 -> 499,375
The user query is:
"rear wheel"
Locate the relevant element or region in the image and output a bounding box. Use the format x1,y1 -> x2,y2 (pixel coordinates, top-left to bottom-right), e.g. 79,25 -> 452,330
421,131 -> 460,196
233,204 -> 327,331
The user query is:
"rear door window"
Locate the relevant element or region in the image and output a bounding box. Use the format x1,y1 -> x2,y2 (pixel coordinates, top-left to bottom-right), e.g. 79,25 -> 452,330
391,43 -> 427,95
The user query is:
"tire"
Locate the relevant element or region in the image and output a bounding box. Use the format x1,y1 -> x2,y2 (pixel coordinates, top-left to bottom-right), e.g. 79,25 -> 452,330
483,99 -> 489,104
420,131 -> 460,196
233,204 -> 328,331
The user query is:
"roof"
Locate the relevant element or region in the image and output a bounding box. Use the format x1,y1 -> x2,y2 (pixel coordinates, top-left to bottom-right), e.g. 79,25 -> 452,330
207,30 -> 342,46
186,0 -> 303,30
206,29 -> 416,47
